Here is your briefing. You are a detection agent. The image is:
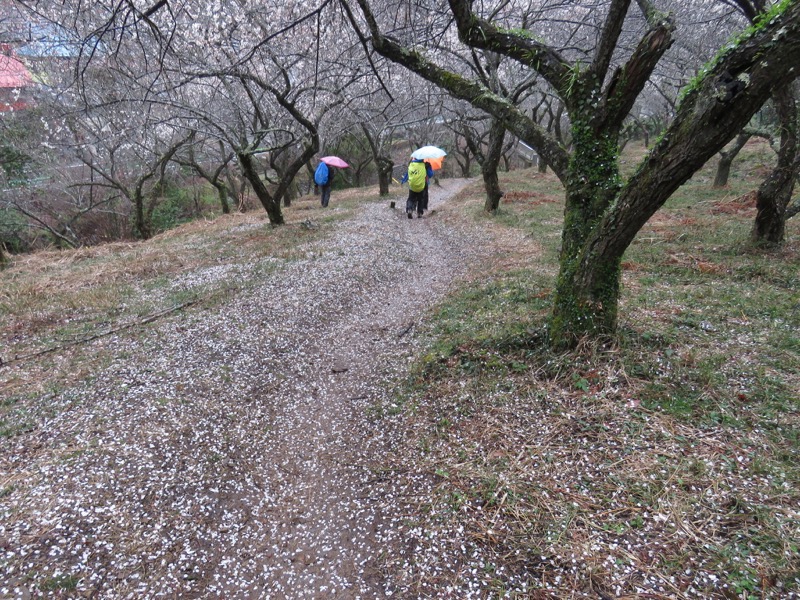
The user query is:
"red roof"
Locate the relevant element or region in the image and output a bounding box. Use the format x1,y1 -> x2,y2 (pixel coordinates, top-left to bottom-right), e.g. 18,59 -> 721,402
0,51 -> 33,88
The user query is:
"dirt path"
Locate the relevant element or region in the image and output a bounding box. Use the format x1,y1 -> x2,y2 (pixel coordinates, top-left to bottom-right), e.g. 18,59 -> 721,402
1,179 -> 496,598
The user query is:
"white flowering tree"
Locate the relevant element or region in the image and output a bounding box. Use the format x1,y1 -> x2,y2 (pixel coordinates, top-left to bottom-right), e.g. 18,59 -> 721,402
18,0 -> 365,226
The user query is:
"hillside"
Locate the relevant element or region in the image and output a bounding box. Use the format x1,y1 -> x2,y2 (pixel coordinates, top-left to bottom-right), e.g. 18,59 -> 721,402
1,146 -> 799,598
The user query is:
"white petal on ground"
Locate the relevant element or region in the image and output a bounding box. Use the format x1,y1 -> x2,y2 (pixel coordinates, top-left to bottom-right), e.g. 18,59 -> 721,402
1,180 -> 522,598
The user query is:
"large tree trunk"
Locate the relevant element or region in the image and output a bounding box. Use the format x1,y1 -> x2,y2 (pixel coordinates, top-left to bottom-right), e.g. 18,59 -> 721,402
482,120 -> 505,212
282,180 -> 299,207
133,193 -> 151,240
752,86 -> 797,244
238,152 -> 284,225
219,141 -> 244,212
215,182 -> 231,214
360,124 -> 394,196
462,119 -> 505,212
714,132 -> 751,187
550,124 -> 623,345
377,156 -> 393,195
458,153 -> 471,177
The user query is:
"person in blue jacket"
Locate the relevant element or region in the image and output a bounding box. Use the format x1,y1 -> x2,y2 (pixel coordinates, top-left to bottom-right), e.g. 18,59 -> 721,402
315,162 -> 335,207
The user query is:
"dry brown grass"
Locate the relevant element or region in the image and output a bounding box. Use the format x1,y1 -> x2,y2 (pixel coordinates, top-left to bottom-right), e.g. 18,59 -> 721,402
378,144 -> 800,597
0,190 -> 364,397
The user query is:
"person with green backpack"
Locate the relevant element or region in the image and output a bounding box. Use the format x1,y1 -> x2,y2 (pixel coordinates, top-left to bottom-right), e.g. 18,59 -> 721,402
401,158 -> 433,218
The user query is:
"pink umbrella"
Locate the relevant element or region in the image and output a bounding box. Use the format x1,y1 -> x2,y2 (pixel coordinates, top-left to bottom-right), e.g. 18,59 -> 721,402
320,156 -> 349,168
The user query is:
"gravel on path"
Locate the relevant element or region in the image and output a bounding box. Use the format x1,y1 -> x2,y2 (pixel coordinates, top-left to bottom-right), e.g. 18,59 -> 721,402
1,179 -> 502,599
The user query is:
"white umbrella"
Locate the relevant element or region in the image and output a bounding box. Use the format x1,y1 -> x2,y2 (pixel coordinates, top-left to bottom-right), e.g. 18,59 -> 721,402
411,146 -> 447,160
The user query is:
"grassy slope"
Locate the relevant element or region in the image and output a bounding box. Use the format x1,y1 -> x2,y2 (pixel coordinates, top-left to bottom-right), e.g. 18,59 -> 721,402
388,139 -> 799,598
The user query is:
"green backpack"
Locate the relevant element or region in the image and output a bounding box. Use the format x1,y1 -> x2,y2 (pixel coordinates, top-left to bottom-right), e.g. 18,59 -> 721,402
407,161 -> 427,192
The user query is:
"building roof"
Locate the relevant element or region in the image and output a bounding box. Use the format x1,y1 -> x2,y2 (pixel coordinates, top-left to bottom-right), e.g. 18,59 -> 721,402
0,48 -> 33,88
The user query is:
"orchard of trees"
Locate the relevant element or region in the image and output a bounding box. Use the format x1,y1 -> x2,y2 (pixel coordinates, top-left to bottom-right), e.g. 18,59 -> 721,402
2,0 -> 800,348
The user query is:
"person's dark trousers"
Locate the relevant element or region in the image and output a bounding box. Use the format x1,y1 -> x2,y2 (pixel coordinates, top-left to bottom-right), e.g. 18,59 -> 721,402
321,184 -> 332,207
422,184 -> 429,213
406,189 -> 424,216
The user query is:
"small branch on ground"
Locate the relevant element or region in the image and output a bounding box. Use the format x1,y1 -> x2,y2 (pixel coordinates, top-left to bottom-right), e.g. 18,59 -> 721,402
0,300 -> 199,369
398,322 -> 414,338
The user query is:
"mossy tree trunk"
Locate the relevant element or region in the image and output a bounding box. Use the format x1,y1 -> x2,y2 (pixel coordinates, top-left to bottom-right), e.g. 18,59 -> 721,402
482,167 -> 503,212
282,181 -> 298,208
550,120 -> 623,342
482,121 -> 505,212
455,142 -> 472,177
376,156 -> 394,195
226,168 -> 244,211
463,118 -> 506,212
713,132 -> 751,187
133,190 -> 151,240
216,142 -> 233,214
361,124 -> 395,196
214,182 -> 231,214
